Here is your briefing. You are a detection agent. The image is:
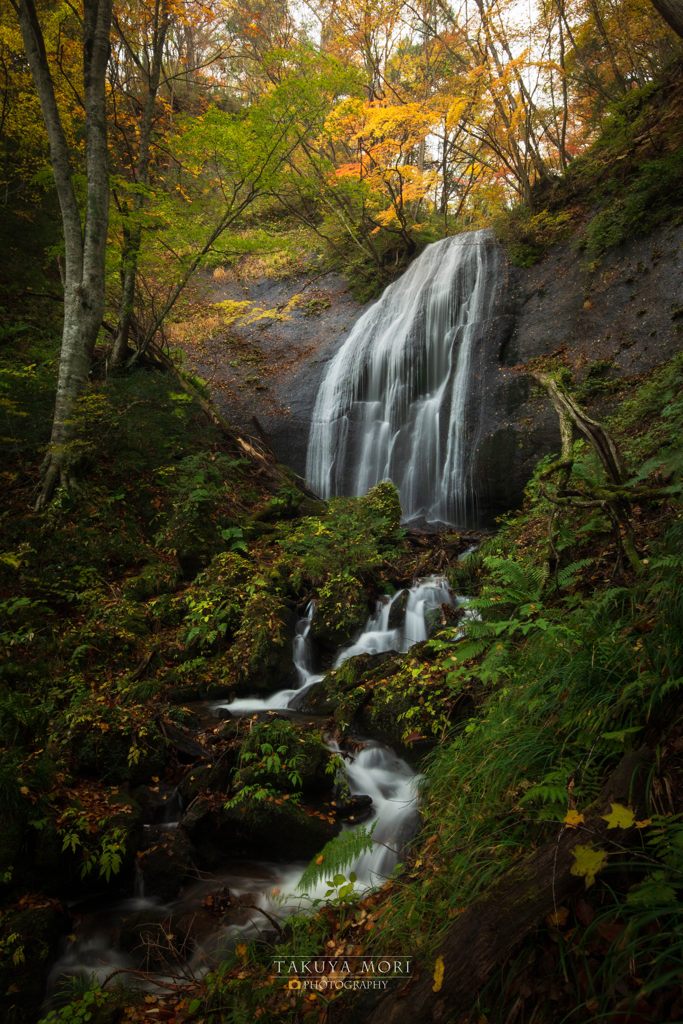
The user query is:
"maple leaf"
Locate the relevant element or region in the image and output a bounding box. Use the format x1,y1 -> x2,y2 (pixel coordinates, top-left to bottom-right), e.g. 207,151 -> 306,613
635,818 -> 652,829
432,955 -> 444,993
602,803 -> 635,829
570,845 -> 609,888
563,810 -> 584,828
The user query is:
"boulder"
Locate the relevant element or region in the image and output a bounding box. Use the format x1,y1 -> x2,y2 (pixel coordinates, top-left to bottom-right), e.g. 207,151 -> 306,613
219,797 -> 341,861
139,826 -> 198,901
234,719 -> 334,796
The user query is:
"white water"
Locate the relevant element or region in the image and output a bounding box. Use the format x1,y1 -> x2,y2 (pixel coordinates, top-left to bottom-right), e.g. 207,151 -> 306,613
47,578 -> 453,995
305,229 -> 499,523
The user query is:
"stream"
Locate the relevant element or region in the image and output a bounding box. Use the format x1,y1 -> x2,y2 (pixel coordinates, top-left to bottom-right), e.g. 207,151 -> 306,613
46,577 -> 456,996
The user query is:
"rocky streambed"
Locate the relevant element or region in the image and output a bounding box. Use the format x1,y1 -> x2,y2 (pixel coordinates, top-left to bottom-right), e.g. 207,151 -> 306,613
33,574 -> 465,1012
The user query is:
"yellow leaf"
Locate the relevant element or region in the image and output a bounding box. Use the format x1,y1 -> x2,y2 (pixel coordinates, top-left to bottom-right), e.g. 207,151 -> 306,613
563,810 -> 584,828
635,818 -> 652,829
432,955 -> 444,993
236,943 -> 248,962
316,855 -> 324,865
602,803 -> 635,830
570,845 -> 609,888
20,786 -> 29,796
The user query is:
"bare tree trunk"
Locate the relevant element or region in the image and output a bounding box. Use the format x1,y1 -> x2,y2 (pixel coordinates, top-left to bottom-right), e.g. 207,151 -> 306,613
11,0 -> 113,507
649,0 -> 683,38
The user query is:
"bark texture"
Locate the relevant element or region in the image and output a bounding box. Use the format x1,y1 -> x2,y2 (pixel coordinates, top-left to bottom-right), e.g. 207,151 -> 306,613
366,747 -> 654,1024
12,0 -> 113,507
649,0 -> 683,39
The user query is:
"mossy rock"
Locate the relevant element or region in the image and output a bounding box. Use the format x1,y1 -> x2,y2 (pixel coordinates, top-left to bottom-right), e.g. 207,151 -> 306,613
235,720 -> 333,796
311,574 -> 369,652
0,903 -> 67,1023
177,758 -> 236,802
219,797 -> 341,861
298,653 -> 399,720
225,592 -> 297,693
72,724 -> 166,786
120,562 -> 181,602
139,827 -> 198,901
359,481 -> 402,533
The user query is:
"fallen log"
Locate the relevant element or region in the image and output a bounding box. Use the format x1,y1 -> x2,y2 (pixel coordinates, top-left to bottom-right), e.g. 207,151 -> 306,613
366,746 -> 654,1024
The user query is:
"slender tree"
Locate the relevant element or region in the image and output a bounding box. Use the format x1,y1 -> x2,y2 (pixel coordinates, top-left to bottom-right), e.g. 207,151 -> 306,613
10,0 -> 113,507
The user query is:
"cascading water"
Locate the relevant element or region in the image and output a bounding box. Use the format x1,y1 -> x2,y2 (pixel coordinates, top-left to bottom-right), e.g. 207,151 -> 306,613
46,578 -> 454,996
305,229 -> 499,524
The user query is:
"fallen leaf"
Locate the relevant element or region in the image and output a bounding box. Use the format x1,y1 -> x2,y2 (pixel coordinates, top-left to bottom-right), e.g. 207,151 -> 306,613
563,810 -> 584,828
432,956 -> 444,993
546,906 -> 569,928
602,803 -> 635,830
570,845 -> 609,888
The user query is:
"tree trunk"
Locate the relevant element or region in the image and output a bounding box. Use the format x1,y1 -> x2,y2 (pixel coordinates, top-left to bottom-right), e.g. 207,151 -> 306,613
11,0 -> 113,507
649,0 -> 683,38
366,747 -> 654,1024
110,0 -> 169,368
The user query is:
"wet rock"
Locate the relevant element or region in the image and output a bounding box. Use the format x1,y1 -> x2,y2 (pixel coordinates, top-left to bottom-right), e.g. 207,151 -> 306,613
234,719 -> 334,796
139,826 -> 198,901
219,798 -> 341,861
211,706 -> 233,720
133,784 -> 183,824
333,794 -> 373,822
387,590 -> 408,629
161,720 -> 207,762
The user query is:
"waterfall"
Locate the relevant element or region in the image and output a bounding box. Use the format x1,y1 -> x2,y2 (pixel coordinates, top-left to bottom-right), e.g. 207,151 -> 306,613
305,229 -> 499,524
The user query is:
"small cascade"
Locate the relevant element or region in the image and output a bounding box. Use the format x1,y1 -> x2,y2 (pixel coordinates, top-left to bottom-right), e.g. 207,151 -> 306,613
226,602 -> 324,713
335,577 -> 455,664
305,229 -> 499,524
46,577 -> 454,996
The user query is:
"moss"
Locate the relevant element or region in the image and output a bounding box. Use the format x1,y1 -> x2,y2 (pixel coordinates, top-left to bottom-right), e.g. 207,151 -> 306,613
221,797 -> 341,860
225,591 -> 296,693
312,573 -> 369,651
236,719 -> 333,795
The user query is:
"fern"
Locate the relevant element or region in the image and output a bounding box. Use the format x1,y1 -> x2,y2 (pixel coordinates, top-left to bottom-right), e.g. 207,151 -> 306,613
296,821 -> 378,893
556,558 -> 594,589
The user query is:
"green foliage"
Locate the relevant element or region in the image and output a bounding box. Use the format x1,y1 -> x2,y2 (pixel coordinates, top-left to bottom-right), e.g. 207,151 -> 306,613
580,151 -> 683,259
297,822 -> 378,892
39,985 -> 113,1024
493,207 -> 575,267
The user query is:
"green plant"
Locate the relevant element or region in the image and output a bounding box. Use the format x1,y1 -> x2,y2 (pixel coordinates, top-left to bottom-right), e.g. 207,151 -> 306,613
297,822 -> 377,892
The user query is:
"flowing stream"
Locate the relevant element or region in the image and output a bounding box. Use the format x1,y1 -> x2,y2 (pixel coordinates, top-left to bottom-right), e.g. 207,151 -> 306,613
47,578 -> 455,994
305,229 -> 499,524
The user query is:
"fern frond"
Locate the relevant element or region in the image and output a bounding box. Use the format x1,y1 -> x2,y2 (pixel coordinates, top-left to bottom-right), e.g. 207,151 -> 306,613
557,558 -> 593,589
296,821 -> 377,893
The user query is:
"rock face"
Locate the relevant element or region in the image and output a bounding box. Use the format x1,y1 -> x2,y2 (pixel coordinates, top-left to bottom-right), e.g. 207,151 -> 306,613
470,221 -> 683,518
182,224 -> 683,524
